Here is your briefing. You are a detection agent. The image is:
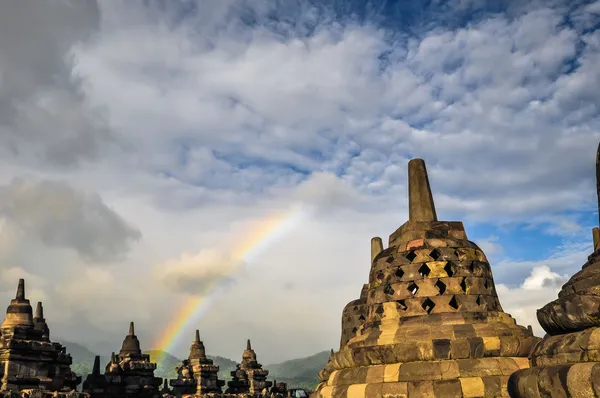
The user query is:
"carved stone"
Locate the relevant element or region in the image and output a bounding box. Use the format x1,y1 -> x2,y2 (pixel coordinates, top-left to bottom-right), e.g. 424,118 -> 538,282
225,340 -> 272,396
169,330 -> 225,395
82,322 -> 162,398
0,279 -> 84,396
313,158 -> 539,398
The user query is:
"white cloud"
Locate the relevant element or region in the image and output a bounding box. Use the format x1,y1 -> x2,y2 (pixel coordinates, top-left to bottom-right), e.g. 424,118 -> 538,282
0,0 -> 598,365
497,265 -> 570,337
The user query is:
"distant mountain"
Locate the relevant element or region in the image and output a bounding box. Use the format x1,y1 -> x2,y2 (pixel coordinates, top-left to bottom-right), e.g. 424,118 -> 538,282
62,341 -> 326,391
266,350 -> 329,391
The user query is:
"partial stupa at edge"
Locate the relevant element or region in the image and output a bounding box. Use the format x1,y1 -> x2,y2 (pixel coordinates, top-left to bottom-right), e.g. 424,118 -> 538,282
314,158 -> 540,398
508,142 -> 600,397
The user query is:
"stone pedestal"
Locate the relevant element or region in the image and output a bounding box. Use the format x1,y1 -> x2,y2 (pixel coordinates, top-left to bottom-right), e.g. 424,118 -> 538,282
313,159 -> 539,398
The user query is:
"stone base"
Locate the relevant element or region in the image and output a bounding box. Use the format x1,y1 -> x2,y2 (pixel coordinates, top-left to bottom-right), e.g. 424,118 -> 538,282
313,357 -> 530,398
507,327 -> 600,397
0,390 -> 88,398
508,362 -> 600,398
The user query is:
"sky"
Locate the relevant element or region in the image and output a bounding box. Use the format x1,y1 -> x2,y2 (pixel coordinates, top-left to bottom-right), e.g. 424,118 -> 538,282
0,0 -> 599,365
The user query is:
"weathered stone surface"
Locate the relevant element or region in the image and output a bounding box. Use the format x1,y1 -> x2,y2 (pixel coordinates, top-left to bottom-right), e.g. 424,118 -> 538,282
169,330 -> 225,396
508,142 -> 600,398
0,279 -> 84,396
82,322 -> 162,398
313,159 -> 537,398
224,340 -> 273,396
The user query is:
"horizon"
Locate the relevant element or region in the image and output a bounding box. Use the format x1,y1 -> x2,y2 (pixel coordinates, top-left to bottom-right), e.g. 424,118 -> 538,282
0,0 -> 599,365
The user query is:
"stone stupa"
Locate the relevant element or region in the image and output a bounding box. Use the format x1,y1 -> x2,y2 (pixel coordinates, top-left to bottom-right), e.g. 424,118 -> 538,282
508,143 -> 600,397
313,159 -> 540,398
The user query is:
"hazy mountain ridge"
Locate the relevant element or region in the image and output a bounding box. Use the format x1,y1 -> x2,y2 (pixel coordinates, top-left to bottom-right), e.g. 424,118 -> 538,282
61,341 -> 326,390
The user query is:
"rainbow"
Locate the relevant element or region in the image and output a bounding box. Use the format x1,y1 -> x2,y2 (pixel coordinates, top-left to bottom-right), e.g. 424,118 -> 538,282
152,204 -> 310,363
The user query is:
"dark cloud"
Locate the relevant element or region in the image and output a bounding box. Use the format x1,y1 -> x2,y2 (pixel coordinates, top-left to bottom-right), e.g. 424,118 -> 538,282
0,179 -> 140,262
0,0 -> 112,167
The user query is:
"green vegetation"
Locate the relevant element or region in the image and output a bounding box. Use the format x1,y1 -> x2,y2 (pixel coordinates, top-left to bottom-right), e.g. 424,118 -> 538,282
64,341 -> 327,392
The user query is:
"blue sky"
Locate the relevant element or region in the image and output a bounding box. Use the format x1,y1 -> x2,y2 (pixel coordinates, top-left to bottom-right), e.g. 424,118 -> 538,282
0,0 -> 599,362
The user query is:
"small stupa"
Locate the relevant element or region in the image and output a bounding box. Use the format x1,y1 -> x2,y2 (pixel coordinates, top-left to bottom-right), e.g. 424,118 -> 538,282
313,159 -> 540,397
170,330 -> 225,395
225,340 -> 272,395
0,279 -> 82,394
83,322 -> 162,397
508,143 -> 600,397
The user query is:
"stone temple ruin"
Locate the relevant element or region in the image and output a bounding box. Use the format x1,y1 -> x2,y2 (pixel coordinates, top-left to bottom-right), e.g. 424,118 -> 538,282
0,279 -> 84,397
314,158 -> 540,397
508,142 -> 600,396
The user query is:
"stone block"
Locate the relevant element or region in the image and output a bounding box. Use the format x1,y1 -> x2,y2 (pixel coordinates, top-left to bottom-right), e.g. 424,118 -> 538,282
432,379 -> 462,398
459,377 -> 485,397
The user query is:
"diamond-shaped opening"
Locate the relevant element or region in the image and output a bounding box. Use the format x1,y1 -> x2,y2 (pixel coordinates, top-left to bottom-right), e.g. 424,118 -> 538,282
353,306 -> 358,311
376,271 -> 385,281
395,267 -> 404,278
351,327 -> 357,333
396,299 -> 407,310
469,262 -> 476,273
429,249 -> 441,260
375,305 -> 384,314
386,256 -> 394,264
444,262 -> 455,277
405,251 -> 417,262
483,279 -> 489,290
418,263 -> 431,277
407,282 -> 419,295
476,295 -> 482,306
383,284 -> 395,296
448,295 -> 459,310
370,290 -> 376,298
460,278 -> 468,292
421,297 -> 436,314
435,279 -> 446,295
358,314 -> 366,321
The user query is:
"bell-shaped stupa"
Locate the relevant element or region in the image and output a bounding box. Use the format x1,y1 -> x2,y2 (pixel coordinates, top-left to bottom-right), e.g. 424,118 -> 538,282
508,143 -> 600,397
314,159 -> 539,398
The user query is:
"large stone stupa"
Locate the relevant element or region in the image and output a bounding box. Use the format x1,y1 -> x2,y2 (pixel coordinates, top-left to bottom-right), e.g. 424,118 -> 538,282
313,159 -> 540,398
508,143 -> 600,397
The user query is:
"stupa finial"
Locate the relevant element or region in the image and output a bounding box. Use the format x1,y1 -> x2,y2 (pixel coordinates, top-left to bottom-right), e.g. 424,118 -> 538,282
16,278 -> 25,300
408,158 -> 438,222
194,329 -> 200,343
246,339 -> 252,350
370,237 -> 383,262
35,301 -> 43,318
129,321 -> 135,336
92,355 -> 101,375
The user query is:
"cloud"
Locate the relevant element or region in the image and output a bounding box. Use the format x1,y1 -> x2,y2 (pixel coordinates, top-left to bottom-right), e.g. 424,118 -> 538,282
0,0 -> 598,364
497,265 -> 570,337
0,0 -> 114,168
0,179 -> 141,262
157,249 -> 242,295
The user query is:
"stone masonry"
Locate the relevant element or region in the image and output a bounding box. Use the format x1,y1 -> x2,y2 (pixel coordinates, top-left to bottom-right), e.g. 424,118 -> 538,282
313,158 -> 540,398
0,279 -> 84,397
508,142 -> 600,397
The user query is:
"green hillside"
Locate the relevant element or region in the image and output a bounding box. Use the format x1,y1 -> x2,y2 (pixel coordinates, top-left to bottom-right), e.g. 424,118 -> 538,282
266,350 -> 329,391
64,341 -> 326,391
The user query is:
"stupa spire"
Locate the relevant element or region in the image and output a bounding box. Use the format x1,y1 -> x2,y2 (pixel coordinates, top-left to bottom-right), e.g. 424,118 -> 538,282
370,237 -> 383,262
129,321 -> 135,336
16,278 -> 25,300
408,158 -> 437,222
92,355 -> 100,375
246,339 -> 251,350
195,329 -> 200,344
35,302 -> 43,318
